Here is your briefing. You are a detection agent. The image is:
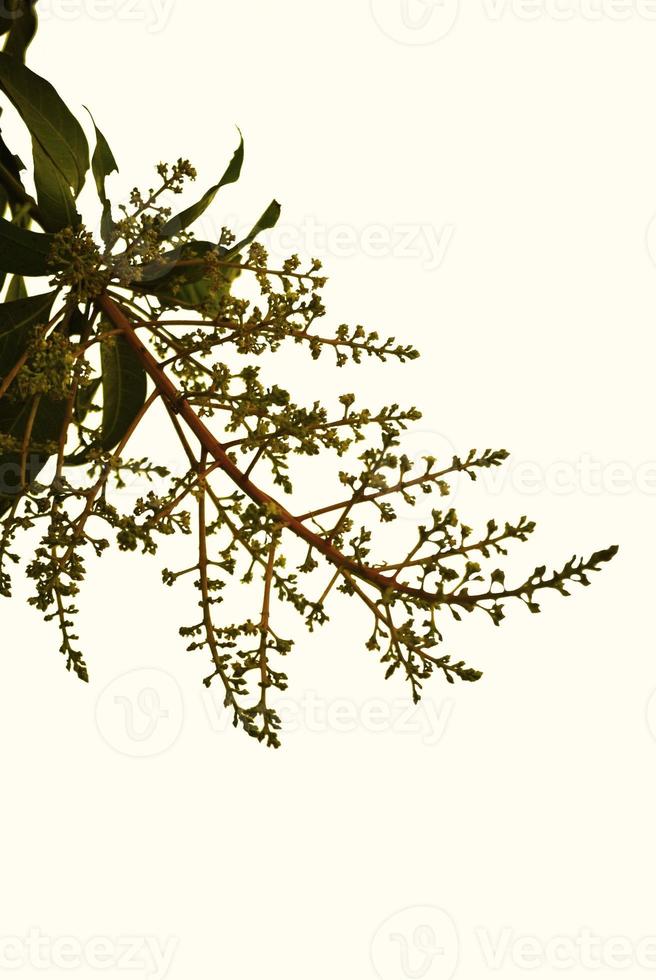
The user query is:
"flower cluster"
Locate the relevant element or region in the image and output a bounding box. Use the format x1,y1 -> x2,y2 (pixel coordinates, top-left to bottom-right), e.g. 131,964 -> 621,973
0,35 -> 618,747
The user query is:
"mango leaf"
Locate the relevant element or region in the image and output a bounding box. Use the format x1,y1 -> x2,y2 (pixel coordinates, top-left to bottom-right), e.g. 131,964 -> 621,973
143,263 -> 239,312
5,274 -> 26,301
0,178 -> 6,290
0,391 -> 66,515
0,289 -> 54,376
61,307 -> 103,463
63,377 -> 102,466
132,240 -> 240,312
66,305 -> 88,337
139,240 -> 216,281
0,128 -> 28,240
32,142 -> 80,231
0,0 -> 18,34
0,127 -> 24,182
99,333 -> 147,451
0,290 -> 56,507
75,376 -> 101,424
0,52 -> 89,200
0,185 -> 6,269
133,197 -> 280,310
2,0 -> 37,63
225,199 -> 281,257
173,268 -> 240,311
160,132 -> 244,239
85,108 -> 118,243
0,215 -> 54,274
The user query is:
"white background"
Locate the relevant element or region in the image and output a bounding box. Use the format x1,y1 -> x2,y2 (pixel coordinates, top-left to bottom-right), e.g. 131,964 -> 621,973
1,0 -> 655,977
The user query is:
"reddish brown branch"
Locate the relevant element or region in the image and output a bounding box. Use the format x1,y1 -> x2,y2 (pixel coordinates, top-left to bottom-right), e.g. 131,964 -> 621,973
94,292 -> 529,610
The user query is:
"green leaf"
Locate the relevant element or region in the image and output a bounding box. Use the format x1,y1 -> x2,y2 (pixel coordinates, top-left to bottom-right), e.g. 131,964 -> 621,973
131,199 -> 279,311
0,392 -> 66,514
2,0 -> 37,63
5,274 -> 26,301
132,241 -> 239,312
0,51 -> 89,200
99,333 -> 147,451
160,132 -> 244,239
75,376 -> 101,425
66,305 -> 88,337
0,127 -> 24,182
85,108 -> 118,243
0,288 -> 56,504
0,289 -> 54,376
0,216 -> 54,275
132,198 -> 280,311
32,142 -> 80,231
226,199 -> 281,256
0,127 -> 29,235
65,307 -> 100,463
87,109 -> 118,200
64,377 -> 102,465
0,178 -> 6,292
0,1 -> 18,35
